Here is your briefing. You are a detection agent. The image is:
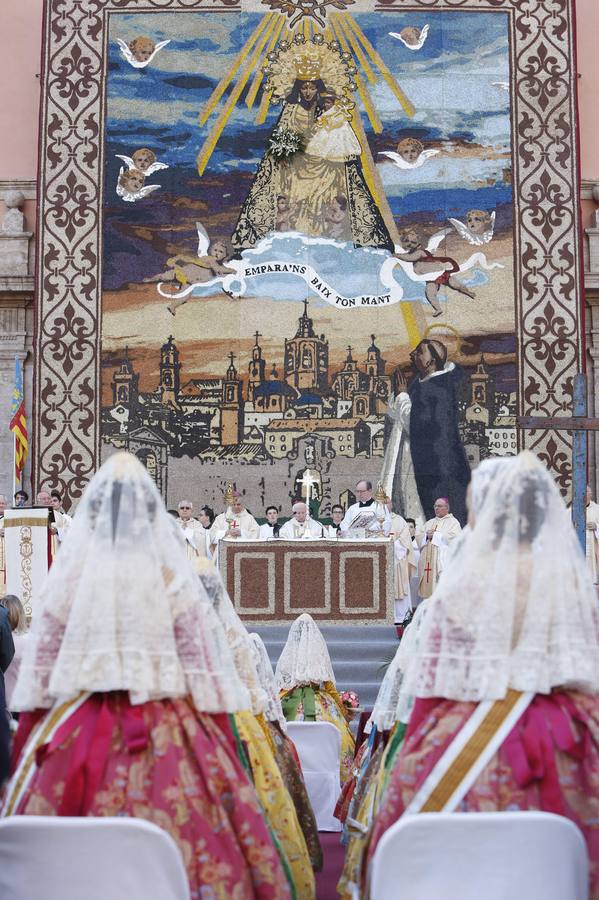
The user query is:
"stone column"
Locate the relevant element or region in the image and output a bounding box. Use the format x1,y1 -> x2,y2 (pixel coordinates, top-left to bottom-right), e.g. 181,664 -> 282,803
0,186 -> 34,501
585,186 -> 599,498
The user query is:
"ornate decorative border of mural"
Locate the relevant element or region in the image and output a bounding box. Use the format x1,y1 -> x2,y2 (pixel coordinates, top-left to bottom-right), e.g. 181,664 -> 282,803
35,0 -> 583,504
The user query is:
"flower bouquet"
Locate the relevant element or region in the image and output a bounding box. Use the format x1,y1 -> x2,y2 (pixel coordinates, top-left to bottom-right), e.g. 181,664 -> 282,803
266,126 -> 306,161
340,690 -> 360,721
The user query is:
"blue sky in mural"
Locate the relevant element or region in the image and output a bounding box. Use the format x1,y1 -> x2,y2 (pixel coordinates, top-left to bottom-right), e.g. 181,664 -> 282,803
106,11 -> 510,187
103,10 -> 512,291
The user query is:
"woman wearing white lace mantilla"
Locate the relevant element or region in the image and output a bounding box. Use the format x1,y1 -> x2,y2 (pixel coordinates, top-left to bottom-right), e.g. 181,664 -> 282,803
192,557 -> 316,899
1,453 -> 291,899
337,456 -> 516,899
364,451 -> 599,900
276,613 -> 355,783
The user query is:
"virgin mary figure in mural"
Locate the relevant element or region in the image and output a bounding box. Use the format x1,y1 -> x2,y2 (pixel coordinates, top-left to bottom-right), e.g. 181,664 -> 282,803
232,43 -> 393,253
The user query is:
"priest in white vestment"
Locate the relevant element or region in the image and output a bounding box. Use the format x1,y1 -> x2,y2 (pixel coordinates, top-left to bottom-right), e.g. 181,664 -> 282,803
176,499 -> 210,568
51,492 -> 73,548
37,489 -> 61,563
279,502 -> 324,539
209,491 -> 260,551
387,503 -> 416,622
417,497 -> 461,599
340,480 -> 391,536
586,485 -> 599,586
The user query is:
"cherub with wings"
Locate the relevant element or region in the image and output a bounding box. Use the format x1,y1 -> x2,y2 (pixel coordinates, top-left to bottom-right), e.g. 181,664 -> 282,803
389,25 -> 429,51
117,36 -> 170,69
116,168 -> 161,203
379,137 -> 439,170
448,210 -> 495,246
115,148 -> 169,176
394,227 -> 475,316
145,222 -> 235,316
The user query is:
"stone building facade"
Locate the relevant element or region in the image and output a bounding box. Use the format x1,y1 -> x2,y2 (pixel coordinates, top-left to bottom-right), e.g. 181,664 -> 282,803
1,0 -> 599,503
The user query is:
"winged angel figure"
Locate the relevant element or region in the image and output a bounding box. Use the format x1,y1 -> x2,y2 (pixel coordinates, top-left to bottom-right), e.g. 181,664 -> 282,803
379,147 -> 439,170
150,222 -> 235,315
116,168 -> 161,203
448,211 -> 495,246
115,151 -> 169,177
389,25 -> 430,51
116,37 -> 171,69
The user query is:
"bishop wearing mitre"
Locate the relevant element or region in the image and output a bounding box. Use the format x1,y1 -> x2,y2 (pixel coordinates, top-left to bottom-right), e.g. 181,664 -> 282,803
385,498 -> 416,622
586,485 -> 599,586
417,496 -> 461,599
176,499 -> 209,570
209,487 -> 260,552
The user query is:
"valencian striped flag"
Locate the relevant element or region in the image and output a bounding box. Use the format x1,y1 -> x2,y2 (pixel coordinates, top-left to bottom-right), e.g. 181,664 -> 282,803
9,357 -> 28,486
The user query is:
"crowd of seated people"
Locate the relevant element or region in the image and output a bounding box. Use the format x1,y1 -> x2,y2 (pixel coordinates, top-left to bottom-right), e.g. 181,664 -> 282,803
2,450 -> 599,899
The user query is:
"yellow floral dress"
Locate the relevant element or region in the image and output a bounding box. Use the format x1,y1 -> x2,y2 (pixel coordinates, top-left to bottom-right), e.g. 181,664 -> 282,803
234,711 -> 315,900
280,681 -> 355,784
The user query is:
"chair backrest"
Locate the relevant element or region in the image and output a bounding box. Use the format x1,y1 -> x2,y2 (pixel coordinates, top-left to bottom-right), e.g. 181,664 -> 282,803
0,816 -> 191,900
286,721 -> 341,772
370,811 -> 589,900
286,721 -> 343,831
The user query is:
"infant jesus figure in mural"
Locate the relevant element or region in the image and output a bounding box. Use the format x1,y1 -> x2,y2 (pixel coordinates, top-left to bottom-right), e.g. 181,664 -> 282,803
394,227 -> 476,316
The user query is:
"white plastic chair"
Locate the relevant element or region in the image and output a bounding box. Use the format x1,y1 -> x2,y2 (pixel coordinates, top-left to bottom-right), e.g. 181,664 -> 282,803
0,816 -> 191,900
370,811 -> 589,900
287,721 -> 342,831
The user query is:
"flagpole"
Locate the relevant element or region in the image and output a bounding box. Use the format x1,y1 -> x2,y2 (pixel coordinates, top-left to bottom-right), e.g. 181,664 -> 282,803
12,426 -> 16,500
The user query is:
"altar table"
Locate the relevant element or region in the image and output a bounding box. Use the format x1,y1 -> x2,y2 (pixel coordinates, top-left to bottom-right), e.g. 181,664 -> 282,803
218,539 -> 394,624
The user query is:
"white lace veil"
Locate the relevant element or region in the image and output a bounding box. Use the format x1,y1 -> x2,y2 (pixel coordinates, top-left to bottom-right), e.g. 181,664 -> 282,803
400,451 -> 599,702
275,613 -> 337,691
249,633 -> 287,730
12,453 -> 251,713
193,557 -> 268,715
444,456 -> 518,568
367,603 -> 428,732
369,458 -> 516,730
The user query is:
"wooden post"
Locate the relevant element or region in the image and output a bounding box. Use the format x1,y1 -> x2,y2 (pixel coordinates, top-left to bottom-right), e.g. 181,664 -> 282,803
572,374 -> 587,552
517,373 -> 590,551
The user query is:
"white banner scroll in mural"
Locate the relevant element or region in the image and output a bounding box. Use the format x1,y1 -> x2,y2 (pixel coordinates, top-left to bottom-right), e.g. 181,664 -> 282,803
157,253 -> 502,309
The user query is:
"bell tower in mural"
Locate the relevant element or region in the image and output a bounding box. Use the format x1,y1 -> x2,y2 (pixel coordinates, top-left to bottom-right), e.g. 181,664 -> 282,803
221,352 -> 244,445
284,300 -> 329,392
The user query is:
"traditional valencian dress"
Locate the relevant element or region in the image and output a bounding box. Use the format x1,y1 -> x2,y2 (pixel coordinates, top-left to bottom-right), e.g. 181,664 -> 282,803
2,453 -> 292,900
4,697 -> 293,899
275,613 -> 355,784
249,631 -> 322,872
195,558 -> 316,899
358,453 -> 599,900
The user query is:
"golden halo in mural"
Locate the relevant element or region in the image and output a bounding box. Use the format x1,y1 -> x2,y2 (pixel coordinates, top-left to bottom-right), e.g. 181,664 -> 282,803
263,33 -> 356,112
422,322 -> 463,360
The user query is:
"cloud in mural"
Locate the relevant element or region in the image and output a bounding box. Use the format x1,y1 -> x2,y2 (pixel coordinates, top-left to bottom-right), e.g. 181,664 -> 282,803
379,152 -> 509,196
154,232 -> 501,311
